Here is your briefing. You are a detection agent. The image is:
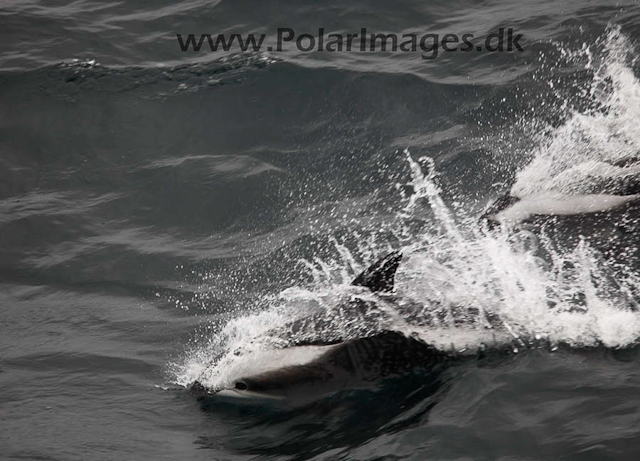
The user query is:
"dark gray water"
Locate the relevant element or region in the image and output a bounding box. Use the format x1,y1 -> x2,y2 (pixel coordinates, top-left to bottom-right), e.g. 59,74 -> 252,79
2,1 -> 640,460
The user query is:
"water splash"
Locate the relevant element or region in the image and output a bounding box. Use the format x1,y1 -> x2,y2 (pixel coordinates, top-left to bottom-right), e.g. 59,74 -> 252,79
513,26 -> 640,197
176,150 -> 639,389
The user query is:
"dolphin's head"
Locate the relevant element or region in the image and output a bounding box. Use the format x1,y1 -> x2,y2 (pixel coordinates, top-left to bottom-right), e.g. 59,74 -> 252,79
478,192 -> 521,229
228,361 -> 347,402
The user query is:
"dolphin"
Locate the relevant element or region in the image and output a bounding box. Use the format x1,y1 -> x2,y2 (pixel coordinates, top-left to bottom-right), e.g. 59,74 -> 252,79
478,155 -> 640,228
479,191 -> 640,228
190,251 -> 456,405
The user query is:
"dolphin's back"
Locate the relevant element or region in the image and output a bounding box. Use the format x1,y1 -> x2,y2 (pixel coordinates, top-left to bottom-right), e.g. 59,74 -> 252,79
326,330 -> 449,381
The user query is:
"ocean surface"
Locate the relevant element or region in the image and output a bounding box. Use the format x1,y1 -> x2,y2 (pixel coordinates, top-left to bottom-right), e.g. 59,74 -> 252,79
2,1 -> 640,460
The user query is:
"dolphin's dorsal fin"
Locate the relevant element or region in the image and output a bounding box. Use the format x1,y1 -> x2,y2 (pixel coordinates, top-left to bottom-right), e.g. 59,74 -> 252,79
351,251 -> 402,293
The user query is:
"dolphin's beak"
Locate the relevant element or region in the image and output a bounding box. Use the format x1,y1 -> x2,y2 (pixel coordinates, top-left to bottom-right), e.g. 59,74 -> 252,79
216,386 -> 287,401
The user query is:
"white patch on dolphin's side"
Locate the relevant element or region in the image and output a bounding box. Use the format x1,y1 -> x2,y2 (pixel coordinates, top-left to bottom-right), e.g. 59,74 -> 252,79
495,194 -> 640,224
